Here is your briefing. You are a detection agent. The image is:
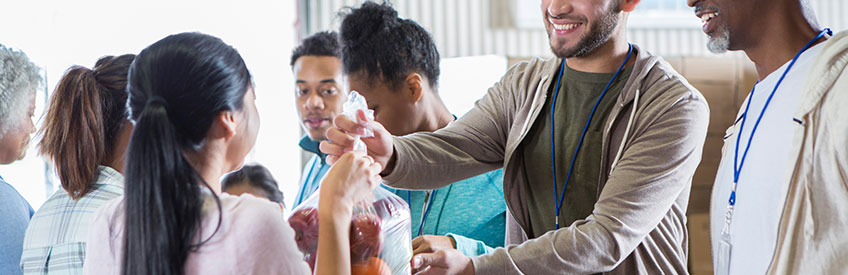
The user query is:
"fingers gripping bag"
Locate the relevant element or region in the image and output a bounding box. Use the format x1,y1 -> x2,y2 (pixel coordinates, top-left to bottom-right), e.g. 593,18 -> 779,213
288,91 -> 412,275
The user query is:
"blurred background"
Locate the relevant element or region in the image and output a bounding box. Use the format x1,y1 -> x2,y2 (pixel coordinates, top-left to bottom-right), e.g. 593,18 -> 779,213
1,0 -> 846,274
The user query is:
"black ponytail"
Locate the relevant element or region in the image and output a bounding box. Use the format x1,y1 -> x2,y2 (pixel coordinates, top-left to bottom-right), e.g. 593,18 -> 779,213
122,32 -> 251,275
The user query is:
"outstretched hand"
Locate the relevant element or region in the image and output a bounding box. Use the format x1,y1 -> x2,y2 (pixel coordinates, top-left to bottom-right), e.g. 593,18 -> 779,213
320,109 -> 395,173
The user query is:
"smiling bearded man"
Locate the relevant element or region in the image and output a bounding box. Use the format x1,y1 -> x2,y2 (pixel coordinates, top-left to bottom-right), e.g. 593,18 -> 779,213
320,0 -> 710,274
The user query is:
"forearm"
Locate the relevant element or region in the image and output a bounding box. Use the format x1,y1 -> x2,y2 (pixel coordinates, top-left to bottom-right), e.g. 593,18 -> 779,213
383,126 -> 503,190
315,201 -> 353,275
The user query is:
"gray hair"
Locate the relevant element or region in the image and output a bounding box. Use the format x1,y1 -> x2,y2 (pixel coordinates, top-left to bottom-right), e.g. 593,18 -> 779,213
0,44 -> 42,139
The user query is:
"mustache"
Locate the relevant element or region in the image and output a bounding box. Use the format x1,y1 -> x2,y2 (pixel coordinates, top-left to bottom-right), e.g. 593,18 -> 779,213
693,4 -> 720,13
547,12 -> 586,22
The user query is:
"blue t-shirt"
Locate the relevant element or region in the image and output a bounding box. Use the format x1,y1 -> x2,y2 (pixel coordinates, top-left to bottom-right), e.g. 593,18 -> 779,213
384,169 -> 506,257
293,137 -> 332,208
0,175 -> 34,275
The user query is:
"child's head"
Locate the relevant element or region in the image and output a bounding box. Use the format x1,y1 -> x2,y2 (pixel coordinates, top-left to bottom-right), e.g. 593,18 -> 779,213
222,164 -> 284,204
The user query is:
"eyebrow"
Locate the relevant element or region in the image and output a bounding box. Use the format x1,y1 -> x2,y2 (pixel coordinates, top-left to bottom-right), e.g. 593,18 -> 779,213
295,79 -> 337,84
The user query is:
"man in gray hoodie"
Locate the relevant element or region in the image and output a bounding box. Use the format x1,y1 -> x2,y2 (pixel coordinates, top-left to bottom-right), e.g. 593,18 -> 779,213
322,0 -> 710,274
688,0 -> 848,273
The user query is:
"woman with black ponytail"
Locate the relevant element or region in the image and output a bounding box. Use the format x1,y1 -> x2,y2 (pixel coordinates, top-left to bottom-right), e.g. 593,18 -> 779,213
83,32 -> 382,275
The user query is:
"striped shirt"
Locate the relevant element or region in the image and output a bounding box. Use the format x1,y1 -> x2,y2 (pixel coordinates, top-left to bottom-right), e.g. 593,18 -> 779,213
20,166 -> 124,275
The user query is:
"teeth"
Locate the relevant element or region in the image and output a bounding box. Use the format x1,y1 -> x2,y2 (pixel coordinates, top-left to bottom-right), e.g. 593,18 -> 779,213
552,23 -> 580,30
700,12 -> 718,23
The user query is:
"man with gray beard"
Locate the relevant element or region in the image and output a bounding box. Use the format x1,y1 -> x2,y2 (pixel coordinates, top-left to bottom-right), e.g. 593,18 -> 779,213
322,0 -> 709,274
688,0 -> 848,274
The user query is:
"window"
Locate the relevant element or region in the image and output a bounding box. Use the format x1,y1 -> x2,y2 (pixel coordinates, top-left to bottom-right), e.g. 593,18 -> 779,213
0,0 -> 301,209
629,0 -> 701,29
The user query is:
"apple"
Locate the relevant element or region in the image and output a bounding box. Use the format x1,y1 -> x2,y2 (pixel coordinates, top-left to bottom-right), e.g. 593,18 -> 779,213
289,207 -> 319,254
349,212 -> 384,263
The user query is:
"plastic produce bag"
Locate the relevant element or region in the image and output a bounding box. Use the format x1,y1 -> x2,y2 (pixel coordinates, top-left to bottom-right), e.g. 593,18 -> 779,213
289,90 -> 412,274
288,188 -> 412,275
341,91 -> 375,152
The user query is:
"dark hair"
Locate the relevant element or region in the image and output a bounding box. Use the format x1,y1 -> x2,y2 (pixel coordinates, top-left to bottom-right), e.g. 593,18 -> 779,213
123,32 -> 251,275
38,54 -> 134,200
290,31 -> 341,67
221,164 -> 284,204
339,1 -> 440,89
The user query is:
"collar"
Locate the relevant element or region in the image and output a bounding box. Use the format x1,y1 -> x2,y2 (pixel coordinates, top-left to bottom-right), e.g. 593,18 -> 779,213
96,165 -> 125,187
299,136 -> 327,164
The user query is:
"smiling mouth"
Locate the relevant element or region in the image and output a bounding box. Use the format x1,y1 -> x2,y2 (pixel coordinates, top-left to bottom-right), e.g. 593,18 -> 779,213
552,22 -> 582,31
699,11 -> 719,24
548,17 -> 583,31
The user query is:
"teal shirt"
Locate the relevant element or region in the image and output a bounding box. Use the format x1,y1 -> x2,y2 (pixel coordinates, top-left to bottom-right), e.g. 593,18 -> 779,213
384,169 -> 506,257
293,137 -> 332,208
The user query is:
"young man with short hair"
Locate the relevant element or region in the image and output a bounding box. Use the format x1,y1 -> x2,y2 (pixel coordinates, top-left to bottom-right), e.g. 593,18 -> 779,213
290,31 -> 348,207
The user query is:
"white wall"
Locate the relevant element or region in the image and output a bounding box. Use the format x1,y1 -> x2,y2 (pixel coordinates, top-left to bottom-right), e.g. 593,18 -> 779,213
0,0 -> 303,209
301,0 -> 848,58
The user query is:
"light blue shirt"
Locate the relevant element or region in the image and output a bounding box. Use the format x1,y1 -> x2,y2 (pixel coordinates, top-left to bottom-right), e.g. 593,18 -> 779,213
293,137 -> 331,208
0,175 -> 34,275
384,169 -> 506,257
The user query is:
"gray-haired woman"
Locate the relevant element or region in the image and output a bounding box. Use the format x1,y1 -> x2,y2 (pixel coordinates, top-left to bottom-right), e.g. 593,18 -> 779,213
0,43 -> 41,275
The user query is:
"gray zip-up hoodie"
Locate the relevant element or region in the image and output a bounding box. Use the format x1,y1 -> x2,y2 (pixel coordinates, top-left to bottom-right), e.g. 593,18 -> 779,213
383,44 -> 709,274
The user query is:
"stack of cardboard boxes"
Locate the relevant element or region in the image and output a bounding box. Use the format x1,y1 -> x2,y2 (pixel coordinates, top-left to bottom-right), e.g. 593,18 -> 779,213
666,56 -> 758,275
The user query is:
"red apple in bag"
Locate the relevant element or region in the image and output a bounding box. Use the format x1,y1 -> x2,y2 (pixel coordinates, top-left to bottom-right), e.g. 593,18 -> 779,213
349,212 -> 383,263
289,207 -> 319,254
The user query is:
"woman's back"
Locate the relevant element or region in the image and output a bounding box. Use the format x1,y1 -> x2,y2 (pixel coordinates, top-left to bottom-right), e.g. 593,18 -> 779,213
83,192 -> 310,275
21,166 -> 123,274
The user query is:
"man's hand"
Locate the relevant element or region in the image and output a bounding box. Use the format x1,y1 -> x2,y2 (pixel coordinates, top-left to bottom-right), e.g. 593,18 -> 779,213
412,235 -> 457,255
411,249 -> 474,275
320,110 -> 395,173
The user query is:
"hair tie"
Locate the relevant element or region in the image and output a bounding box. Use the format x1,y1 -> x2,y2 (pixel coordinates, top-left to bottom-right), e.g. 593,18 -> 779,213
146,95 -> 169,109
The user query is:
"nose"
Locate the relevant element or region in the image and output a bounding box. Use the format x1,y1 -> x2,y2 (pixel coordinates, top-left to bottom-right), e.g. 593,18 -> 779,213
304,92 -> 324,110
546,0 -> 574,18
687,0 -> 699,8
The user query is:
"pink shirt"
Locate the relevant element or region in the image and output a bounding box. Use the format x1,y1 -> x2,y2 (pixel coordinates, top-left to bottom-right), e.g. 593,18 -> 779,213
82,192 -> 311,274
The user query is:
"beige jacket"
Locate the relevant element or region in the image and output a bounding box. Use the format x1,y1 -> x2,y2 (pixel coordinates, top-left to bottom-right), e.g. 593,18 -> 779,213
764,31 -> 848,274
384,45 -> 710,274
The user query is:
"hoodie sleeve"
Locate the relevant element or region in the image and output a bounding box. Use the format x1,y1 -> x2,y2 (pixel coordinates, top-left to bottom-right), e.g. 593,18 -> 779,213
382,60 -> 540,190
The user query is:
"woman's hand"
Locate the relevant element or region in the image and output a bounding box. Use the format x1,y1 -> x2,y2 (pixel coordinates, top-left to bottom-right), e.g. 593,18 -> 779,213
320,110 -> 396,174
314,150 -> 382,275
318,150 -> 382,218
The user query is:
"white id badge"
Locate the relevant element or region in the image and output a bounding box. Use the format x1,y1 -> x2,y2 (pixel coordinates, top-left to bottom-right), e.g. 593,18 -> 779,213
716,233 -> 732,275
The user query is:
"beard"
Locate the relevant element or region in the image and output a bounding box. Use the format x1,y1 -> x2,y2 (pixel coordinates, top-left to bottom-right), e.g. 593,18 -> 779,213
707,26 -> 731,54
547,3 -> 621,58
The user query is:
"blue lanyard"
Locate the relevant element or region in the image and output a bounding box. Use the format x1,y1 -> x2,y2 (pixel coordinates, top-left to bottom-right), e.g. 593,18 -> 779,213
551,43 -> 633,229
407,189 -> 437,237
729,28 -> 831,207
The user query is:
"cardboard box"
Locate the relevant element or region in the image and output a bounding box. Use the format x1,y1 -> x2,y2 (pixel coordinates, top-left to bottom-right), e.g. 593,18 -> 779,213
688,213 -> 713,275
688,184 -> 713,214
680,57 -> 738,83
691,82 -> 738,135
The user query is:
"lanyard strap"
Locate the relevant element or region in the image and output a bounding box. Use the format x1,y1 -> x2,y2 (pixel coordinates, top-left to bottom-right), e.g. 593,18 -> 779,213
723,28 -> 831,235
551,43 -> 633,230
407,189 -> 438,237
730,28 -> 832,205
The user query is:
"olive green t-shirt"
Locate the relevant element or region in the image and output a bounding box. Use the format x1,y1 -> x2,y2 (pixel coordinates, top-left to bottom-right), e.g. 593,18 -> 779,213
521,63 -> 632,238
